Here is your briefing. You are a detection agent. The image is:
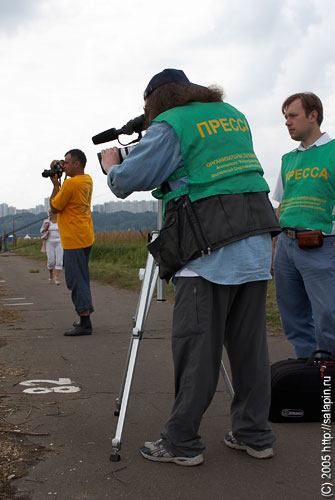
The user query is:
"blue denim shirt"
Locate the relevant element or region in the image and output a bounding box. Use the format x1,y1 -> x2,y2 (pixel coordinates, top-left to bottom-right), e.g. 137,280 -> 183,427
107,121 -> 272,284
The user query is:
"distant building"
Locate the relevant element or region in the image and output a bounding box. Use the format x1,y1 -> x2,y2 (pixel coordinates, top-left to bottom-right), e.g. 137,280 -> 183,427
18,205 -> 46,215
1,198 -> 157,218
17,209 -> 31,214
0,203 -> 8,216
30,205 -> 46,215
44,197 -> 50,212
93,204 -> 104,213
93,200 -> 158,214
0,203 -> 16,216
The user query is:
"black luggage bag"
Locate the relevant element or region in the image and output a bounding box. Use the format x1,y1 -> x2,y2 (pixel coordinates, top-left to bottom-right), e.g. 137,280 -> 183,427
269,350 -> 335,423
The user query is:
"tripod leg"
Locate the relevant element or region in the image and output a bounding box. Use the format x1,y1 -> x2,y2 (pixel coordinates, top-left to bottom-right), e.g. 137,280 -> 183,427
114,335 -> 134,417
111,335 -> 141,461
220,360 -> 234,399
113,234 -> 159,417
110,239 -> 159,462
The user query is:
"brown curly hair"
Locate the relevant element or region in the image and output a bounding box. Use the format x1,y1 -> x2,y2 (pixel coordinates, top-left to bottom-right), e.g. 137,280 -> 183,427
144,83 -> 225,124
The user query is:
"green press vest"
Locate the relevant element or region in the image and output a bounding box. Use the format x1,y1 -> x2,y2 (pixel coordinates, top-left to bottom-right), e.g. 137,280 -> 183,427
152,102 -> 269,206
280,141 -> 335,233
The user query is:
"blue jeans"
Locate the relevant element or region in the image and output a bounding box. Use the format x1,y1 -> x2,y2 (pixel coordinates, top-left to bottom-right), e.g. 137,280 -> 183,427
63,246 -> 94,316
274,232 -> 335,358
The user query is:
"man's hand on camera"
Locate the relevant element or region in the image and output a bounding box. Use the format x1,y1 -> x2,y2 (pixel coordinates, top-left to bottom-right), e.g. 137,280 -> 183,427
48,160 -> 63,185
50,173 -> 60,186
50,159 -> 61,168
101,148 -> 119,174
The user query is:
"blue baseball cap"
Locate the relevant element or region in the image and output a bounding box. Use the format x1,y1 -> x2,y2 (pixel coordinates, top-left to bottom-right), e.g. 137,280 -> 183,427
144,68 -> 194,99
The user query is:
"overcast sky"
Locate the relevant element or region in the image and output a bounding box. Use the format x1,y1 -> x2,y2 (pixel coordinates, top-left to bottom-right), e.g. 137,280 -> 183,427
1,0 -> 334,210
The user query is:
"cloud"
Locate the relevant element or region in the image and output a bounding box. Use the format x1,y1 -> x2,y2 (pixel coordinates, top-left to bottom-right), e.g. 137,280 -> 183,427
0,0 -> 334,209
0,0 -> 41,32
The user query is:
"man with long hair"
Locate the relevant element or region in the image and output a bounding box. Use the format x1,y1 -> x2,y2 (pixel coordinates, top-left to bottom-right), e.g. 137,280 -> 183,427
102,69 -> 280,466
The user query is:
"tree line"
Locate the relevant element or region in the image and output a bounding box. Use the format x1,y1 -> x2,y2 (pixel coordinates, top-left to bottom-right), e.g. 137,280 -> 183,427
0,211 -> 158,237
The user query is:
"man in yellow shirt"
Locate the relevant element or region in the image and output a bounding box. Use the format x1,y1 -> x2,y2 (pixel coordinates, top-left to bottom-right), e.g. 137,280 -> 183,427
49,149 -> 95,336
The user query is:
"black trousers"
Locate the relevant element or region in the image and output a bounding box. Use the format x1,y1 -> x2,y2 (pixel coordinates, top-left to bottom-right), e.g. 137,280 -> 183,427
161,277 -> 275,456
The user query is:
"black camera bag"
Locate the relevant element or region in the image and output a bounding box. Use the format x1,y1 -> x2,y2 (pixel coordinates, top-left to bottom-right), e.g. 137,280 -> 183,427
269,350 -> 335,422
148,191 -> 280,281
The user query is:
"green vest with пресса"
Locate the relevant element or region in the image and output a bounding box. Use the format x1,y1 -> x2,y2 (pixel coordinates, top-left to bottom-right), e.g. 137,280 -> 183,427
279,141 -> 335,233
151,101 -> 269,208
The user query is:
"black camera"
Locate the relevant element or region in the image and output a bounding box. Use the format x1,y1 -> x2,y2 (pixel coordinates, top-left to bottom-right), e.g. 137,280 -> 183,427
92,114 -> 145,145
41,162 -> 64,178
98,145 -> 137,175
93,114 -> 145,175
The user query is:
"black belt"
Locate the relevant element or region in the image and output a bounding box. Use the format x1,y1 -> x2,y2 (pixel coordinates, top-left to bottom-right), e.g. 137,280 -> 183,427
283,228 -> 334,239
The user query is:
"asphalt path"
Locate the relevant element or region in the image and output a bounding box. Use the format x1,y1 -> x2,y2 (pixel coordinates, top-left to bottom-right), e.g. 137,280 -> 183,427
0,252 -> 326,500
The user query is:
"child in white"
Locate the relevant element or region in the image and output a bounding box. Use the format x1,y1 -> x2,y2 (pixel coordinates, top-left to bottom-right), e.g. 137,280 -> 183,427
40,211 -> 63,284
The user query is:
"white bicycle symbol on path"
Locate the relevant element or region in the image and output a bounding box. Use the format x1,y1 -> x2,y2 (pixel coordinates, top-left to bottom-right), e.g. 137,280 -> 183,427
19,378 -> 81,394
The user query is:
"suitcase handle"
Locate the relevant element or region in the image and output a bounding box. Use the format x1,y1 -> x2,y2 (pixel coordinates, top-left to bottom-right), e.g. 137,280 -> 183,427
306,349 -> 334,366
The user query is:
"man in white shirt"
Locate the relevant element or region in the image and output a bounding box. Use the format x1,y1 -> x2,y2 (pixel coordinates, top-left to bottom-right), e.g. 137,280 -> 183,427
273,92 -> 335,359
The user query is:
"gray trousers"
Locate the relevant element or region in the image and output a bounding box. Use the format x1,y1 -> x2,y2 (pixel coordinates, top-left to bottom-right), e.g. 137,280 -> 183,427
161,277 -> 275,456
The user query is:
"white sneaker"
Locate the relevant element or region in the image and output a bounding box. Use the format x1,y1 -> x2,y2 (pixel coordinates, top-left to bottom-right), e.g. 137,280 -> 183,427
224,431 -> 274,459
140,439 -> 204,466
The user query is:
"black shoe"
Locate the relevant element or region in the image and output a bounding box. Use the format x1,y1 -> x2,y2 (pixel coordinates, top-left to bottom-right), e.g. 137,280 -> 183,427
73,316 -> 91,327
64,324 -> 92,336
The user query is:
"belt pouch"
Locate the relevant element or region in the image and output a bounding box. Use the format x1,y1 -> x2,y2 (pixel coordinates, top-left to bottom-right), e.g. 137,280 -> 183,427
297,230 -> 323,249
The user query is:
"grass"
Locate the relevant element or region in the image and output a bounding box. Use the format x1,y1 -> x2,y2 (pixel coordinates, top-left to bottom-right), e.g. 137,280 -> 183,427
11,232 -> 282,329
89,231 -> 150,290
266,279 -> 282,330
